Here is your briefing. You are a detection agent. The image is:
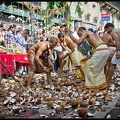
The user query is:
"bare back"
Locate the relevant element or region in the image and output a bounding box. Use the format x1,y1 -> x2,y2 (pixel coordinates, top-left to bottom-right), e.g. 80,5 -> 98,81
64,35 -> 76,51
102,33 -> 115,45
85,31 -> 104,48
30,41 -> 49,57
114,29 -> 120,39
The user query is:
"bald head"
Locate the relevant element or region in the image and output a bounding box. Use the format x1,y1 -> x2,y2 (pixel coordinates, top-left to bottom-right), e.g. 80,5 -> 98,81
49,36 -> 58,48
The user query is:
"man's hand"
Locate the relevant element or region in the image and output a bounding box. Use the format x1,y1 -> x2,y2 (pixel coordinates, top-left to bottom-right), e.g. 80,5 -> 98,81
49,64 -> 53,71
43,66 -> 50,73
116,51 -> 120,59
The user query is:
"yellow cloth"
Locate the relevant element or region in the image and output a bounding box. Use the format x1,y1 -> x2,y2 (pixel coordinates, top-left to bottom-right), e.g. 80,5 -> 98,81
76,69 -> 84,78
63,56 -> 75,72
83,44 -> 110,91
61,40 -> 84,72
65,47 -> 84,66
116,64 -> 120,72
0,31 -> 3,42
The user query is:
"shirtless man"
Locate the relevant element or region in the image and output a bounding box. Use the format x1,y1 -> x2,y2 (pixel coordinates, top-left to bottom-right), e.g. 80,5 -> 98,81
104,23 -> 120,79
69,27 -> 110,91
27,36 -> 58,88
101,31 -> 116,84
57,32 -> 84,78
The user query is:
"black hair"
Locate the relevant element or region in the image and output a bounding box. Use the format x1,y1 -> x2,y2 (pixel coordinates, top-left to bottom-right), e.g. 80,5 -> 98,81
25,29 -> 30,34
42,29 -> 45,35
58,32 -> 65,39
88,28 -> 93,32
104,23 -> 114,29
98,32 -> 103,35
60,24 -> 67,28
78,27 -> 86,31
9,24 -> 16,30
94,30 -> 98,34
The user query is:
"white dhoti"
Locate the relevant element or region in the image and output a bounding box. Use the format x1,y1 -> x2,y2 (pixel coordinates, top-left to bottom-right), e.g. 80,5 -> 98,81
83,44 -> 110,91
69,47 -> 84,66
63,47 -> 84,71
63,56 -> 75,72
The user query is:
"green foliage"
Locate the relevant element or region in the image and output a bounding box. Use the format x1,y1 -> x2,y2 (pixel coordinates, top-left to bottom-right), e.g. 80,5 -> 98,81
45,2 -> 82,28
75,2 -> 82,18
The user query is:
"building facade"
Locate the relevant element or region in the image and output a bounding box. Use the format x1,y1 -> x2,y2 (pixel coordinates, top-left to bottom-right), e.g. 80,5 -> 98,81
41,2 -> 120,31
0,2 -> 120,32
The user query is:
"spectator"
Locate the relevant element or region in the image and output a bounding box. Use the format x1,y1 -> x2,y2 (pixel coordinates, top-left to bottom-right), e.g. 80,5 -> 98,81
1,21 -> 7,47
16,26 -> 26,53
5,24 -> 16,48
0,23 -> 4,47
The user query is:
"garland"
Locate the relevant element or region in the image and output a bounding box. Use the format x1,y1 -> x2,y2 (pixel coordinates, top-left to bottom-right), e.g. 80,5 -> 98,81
48,43 -> 57,64
22,2 -> 68,19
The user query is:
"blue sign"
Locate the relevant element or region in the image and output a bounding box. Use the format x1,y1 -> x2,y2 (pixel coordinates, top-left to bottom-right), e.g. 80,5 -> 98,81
101,17 -> 110,21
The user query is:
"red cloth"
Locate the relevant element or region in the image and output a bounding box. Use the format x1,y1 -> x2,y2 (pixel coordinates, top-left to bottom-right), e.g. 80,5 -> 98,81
0,53 -> 29,75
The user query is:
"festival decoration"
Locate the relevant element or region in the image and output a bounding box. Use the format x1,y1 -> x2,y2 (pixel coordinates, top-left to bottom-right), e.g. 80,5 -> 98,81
40,22 -> 43,26
28,24 -> 31,26
22,20 -> 25,24
22,2 -> 68,19
36,21 -> 39,25
34,25 -> 38,29
16,17 -> 22,22
8,15 -> 15,19
16,25 -> 21,29
27,16 -> 31,23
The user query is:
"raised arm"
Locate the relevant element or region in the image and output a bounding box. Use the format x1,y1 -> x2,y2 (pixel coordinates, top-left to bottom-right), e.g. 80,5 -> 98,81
111,31 -> 120,59
69,32 -> 88,45
111,32 -> 120,51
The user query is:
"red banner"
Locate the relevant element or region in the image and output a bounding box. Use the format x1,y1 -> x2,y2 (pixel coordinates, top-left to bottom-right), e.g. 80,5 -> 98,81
101,13 -> 110,18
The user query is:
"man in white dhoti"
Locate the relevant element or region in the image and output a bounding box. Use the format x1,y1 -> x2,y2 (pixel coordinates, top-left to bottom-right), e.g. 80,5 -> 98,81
101,31 -> 116,84
69,27 -> 110,91
57,32 -> 84,78
104,23 -> 120,82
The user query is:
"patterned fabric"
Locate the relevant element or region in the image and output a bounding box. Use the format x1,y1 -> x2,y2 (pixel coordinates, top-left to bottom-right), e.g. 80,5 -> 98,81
0,31 -> 4,46
16,33 -> 26,53
77,40 -> 92,56
4,30 -> 16,48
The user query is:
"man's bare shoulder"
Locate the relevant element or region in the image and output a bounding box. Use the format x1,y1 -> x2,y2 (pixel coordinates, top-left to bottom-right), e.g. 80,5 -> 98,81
37,41 -> 48,46
65,35 -> 73,42
110,29 -> 118,36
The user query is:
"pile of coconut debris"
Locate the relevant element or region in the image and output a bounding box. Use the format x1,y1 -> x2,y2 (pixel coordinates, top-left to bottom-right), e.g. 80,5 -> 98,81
0,72 -> 120,118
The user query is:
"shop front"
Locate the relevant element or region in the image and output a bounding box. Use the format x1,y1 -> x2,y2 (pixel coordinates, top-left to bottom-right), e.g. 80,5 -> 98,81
74,20 -> 97,31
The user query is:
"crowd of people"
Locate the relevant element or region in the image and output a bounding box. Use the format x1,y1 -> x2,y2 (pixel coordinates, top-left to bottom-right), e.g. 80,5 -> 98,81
0,21 -> 120,92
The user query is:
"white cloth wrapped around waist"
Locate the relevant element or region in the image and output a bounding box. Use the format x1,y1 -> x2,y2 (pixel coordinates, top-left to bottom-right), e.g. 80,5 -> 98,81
63,47 -> 83,66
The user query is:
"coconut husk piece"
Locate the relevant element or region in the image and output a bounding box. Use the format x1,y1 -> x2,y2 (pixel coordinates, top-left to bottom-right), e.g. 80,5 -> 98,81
0,60 -> 23,87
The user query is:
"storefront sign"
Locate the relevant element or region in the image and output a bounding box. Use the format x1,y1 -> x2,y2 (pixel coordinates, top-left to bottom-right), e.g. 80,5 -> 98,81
101,13 -> 110,21
75,21 -> 97,30
101,17 -> 110,21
